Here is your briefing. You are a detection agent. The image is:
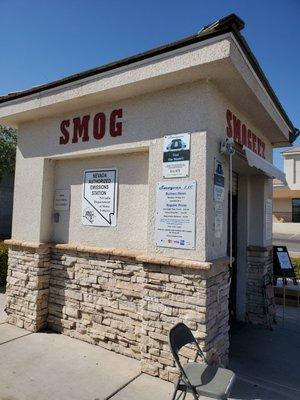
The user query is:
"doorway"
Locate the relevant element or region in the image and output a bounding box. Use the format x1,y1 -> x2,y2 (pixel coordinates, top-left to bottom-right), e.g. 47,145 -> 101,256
228,172 -> 239,324
292,198 -> 300,222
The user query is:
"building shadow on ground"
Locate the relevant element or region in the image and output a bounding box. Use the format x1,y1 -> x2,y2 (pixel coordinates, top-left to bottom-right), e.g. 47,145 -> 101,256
229,322 -> 300,400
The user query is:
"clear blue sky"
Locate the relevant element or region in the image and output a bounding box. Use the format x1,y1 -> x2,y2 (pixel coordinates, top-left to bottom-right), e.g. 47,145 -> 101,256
0,0 -> 299,169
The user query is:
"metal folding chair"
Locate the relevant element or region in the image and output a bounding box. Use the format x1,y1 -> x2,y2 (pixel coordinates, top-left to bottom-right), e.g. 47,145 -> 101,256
169,323 -> 235,400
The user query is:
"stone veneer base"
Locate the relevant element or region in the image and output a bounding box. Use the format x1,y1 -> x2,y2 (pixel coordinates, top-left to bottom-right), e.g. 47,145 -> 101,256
246,246 -> 275,326
5,241 -> 230,382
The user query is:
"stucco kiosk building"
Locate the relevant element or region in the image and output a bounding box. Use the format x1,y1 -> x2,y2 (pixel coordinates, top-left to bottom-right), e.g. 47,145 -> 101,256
0,15 -> 298,380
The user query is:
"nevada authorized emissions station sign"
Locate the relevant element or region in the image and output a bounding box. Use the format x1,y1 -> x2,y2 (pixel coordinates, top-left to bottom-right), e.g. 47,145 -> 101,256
155,181 -> 196,249
82,168 -> 118,227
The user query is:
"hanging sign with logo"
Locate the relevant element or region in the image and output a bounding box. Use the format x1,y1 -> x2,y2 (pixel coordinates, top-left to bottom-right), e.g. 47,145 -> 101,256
82,168 -> 118,227
163,133 -> 190,178
214,159 -> 225,202
155,181 -> 196,249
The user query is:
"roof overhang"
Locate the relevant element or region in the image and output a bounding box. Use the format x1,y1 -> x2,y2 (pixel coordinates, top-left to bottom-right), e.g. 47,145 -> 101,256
243,147 -> 286,183
0,14 -> 296,145
232,143 -> 287,182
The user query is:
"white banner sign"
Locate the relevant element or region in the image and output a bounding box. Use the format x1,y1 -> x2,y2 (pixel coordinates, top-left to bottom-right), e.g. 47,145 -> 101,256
82,168 -> 118,227
155,181 -> 196,249
163,133 -> 190,178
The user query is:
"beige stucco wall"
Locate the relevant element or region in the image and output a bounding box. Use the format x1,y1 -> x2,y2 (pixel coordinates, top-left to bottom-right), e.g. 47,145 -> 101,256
12,81 -> 210,260
53,152 -> 149,249
11,77 -> 275,262
204,83 -> 273,260
203,82 -> 274,320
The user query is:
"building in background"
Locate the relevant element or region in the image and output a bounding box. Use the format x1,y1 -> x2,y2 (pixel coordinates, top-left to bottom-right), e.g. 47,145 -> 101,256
0,172 -> 14,238
273,147 -> 300,223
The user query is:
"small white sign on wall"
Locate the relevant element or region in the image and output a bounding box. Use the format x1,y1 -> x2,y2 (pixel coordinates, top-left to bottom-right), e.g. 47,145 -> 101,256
82,168 -> 118,227
214,202 -> 223,238
54,189 -> 70,211
155,181 -> 196,249
214,159 -> 225,202
265,198 -> 272,242
163,133 -> 190,178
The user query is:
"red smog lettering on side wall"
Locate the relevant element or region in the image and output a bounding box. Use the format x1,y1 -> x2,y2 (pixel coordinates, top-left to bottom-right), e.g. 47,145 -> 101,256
226,109 -> 266,158
59,109 -> 123,145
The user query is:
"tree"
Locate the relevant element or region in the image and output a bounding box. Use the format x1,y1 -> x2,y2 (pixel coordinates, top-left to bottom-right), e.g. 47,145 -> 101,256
0,125 -> 17,178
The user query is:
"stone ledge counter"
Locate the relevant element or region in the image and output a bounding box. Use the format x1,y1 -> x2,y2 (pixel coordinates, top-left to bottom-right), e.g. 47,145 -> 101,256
1,14 -> 297,381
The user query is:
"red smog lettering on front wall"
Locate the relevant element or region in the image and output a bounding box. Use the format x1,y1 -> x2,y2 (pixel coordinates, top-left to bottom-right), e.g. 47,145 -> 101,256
59,109 -> 123,145
226,109 -> 265,158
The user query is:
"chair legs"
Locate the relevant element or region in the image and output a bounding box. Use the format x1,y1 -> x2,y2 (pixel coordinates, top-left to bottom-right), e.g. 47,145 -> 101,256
171,382 -> 198,400
171,389 -> 188,400
171,381 -> 180,400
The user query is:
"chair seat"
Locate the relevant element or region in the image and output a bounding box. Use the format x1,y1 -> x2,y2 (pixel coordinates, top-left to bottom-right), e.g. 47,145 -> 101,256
176,362 -> 235,399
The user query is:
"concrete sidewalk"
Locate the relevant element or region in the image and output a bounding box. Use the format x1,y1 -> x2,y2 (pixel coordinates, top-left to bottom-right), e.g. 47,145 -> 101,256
0,322 -> 300,400
0,323 -> 173,400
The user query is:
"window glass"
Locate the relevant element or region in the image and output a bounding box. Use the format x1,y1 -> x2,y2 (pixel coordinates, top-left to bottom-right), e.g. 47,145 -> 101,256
292,198 -> 300,222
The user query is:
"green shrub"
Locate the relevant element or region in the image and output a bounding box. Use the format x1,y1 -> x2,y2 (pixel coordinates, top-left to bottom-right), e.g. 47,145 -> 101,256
0,242 -> 8,286
291,258 -> 300,279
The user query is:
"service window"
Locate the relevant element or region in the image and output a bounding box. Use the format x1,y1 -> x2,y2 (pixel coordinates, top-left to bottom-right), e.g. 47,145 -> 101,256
292,198 -> 300,222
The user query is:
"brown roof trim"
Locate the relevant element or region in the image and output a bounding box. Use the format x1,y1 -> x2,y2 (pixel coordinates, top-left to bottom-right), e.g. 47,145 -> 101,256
0,13 -> 297,141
